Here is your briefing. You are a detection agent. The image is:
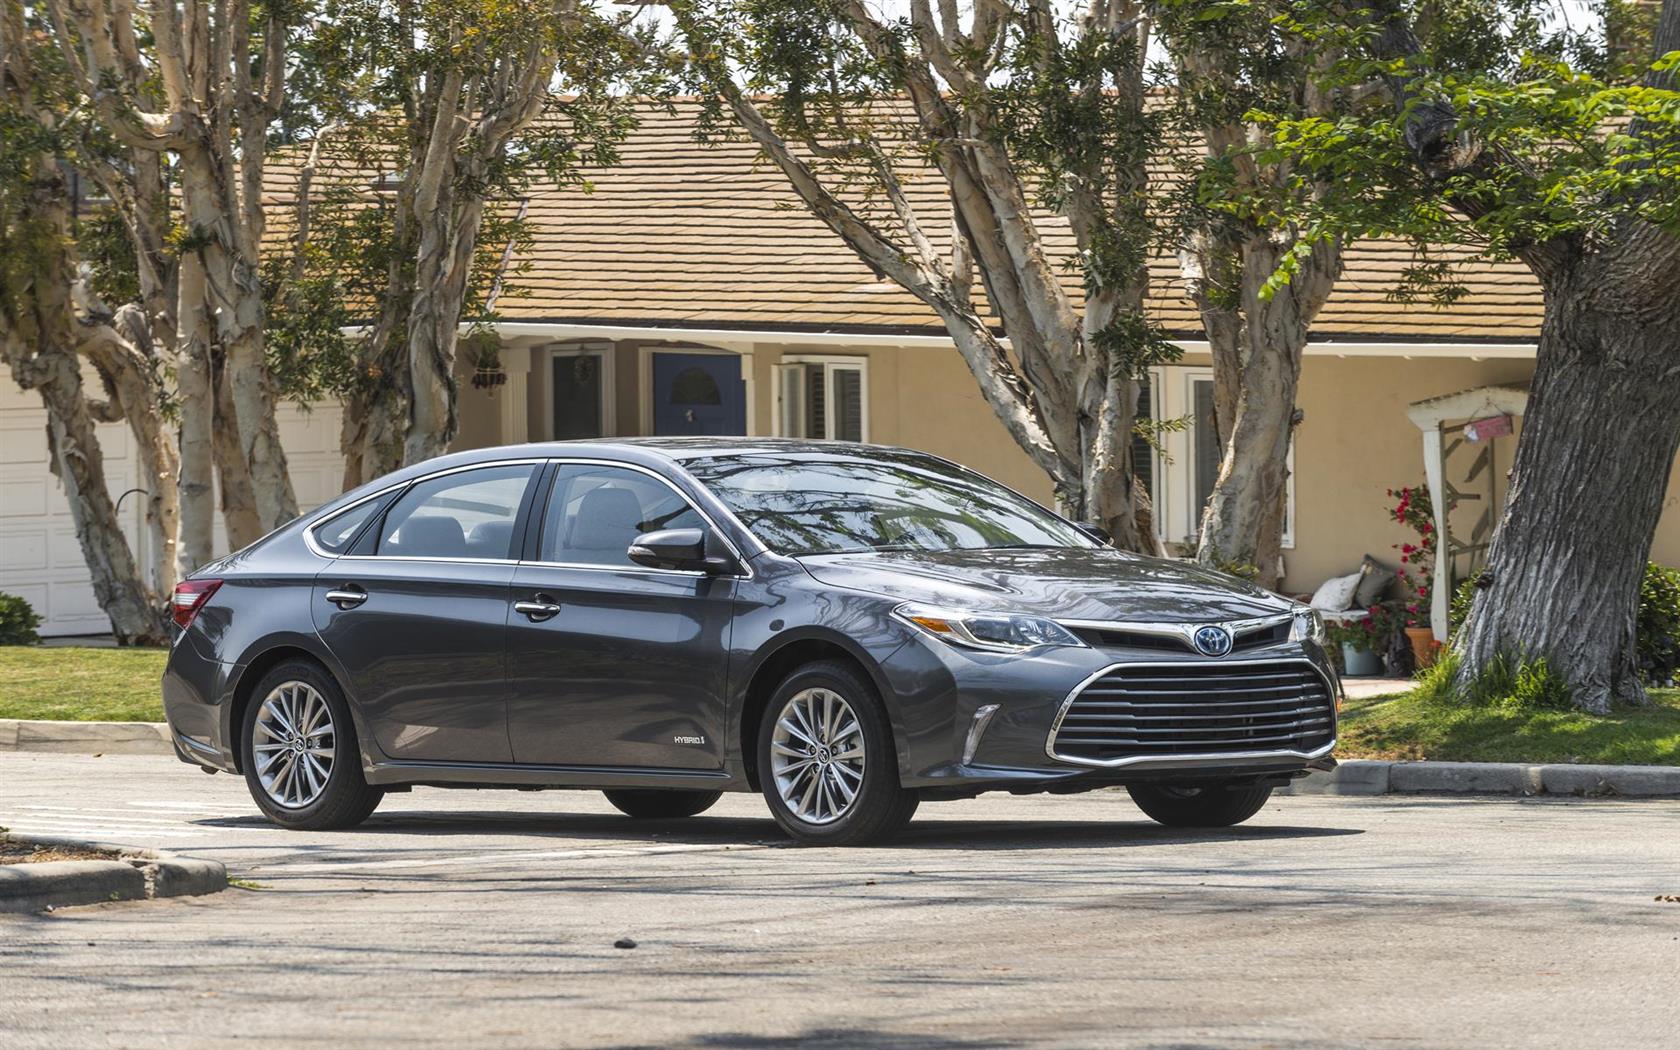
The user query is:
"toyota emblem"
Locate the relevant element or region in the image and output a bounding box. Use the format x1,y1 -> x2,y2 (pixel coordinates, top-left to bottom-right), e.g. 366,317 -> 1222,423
1193,625 -> 1234,658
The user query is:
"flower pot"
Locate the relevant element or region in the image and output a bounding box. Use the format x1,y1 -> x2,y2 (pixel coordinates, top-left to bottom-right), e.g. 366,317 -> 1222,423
1405,626 -> 1439,669
1341,643 -> 1384,677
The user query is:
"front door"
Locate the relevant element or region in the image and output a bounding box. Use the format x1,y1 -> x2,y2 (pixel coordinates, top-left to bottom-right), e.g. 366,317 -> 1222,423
505,461 -> 736,770
313,462 -> 540,764
652,352 -> 746,436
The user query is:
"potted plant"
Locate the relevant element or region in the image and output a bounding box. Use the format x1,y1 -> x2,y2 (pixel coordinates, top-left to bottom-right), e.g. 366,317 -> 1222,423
467,332 -> 507,394
1388,484 -> 1441,669
1327,615 -> 1385,677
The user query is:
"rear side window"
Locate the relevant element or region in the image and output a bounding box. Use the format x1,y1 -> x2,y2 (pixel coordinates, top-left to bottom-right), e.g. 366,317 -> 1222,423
377,464 -> 536,560
311,495 -> 390,554
538,464 -> 704,566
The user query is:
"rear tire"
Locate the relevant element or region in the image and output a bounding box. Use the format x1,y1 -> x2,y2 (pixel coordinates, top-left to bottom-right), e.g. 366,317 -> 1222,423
239,659 -> 384,831
756,660 -> 918,846
603,788 -> 722,819
1127,781 -> 1272,828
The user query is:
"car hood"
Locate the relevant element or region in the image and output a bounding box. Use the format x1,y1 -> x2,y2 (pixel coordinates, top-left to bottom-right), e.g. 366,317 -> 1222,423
797,547 -> 1294,623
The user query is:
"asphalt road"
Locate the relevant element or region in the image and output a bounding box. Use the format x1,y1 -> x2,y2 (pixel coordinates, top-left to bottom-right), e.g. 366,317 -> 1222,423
2,751 -> 1677,1049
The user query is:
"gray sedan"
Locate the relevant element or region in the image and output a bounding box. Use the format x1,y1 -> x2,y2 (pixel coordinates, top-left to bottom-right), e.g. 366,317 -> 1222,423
161,439 -> 1339,845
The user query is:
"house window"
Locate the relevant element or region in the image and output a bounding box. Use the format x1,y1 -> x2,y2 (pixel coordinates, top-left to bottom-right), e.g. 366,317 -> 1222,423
1131,374 -> 1158,515
550,347 -> 611,440
775,357 -> 867,442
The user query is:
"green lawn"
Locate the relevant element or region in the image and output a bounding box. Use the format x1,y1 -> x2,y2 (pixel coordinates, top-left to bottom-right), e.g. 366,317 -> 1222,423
0,646 -> 167,722
1337,687 -> 1680,766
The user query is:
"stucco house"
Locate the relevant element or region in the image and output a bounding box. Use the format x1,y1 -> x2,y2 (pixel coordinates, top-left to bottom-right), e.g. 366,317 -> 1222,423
5,103 -> 1679,637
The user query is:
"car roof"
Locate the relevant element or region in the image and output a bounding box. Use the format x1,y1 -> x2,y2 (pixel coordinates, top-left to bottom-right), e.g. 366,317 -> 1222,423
306,438 -> 952,524
540,436 -> 899,459
446,436 -> 922,464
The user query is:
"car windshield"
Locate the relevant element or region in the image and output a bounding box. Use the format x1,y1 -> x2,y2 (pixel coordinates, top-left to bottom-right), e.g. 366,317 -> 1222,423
681,449 -> 1098,556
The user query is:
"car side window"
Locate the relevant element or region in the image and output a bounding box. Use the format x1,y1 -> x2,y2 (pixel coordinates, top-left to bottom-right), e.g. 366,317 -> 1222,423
538,464 -> 705,566
376,464 -> 536,560
311,494 -> 391,554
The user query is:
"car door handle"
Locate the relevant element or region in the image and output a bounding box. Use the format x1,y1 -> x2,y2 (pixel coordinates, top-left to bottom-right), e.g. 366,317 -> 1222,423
325,587 -> 368,609
513,597 -> 561,622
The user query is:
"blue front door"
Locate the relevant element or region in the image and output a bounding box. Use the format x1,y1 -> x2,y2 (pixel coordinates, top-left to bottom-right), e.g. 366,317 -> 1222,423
652,353 -> 746,436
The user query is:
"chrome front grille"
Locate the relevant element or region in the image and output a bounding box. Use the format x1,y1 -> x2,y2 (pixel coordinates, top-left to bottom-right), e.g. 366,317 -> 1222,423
1048,660 -> 1335,765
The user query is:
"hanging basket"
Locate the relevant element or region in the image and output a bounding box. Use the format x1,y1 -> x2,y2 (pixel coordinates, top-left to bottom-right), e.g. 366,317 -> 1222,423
471,366 -> 508,393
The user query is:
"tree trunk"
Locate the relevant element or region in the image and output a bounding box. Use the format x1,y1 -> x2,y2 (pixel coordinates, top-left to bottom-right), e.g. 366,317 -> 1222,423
403,193 -> 485,465
1456,257 -> 1680,712
80,310 -> 180,596
33,350 -> 169,644
1196,237 -> 1338,587
341,178 -> 417,488
179,143 -> 297,532
1078,373 -> 1161,556
223,318 -> 297,530
0,157 -> 168,645
175,253 -> 218,571
215,362 -> 266,549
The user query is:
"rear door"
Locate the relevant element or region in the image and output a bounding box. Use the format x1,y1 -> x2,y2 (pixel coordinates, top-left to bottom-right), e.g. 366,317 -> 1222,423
313,461 -> 541,764
504,461 -> 737,770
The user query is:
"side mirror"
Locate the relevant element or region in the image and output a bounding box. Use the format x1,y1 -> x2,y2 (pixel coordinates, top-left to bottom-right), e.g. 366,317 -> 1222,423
627,528 -> 737,574
1076,522 -> 1112,545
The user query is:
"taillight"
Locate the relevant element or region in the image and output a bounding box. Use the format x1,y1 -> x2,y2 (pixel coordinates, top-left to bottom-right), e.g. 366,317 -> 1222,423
170,579 -> 223,629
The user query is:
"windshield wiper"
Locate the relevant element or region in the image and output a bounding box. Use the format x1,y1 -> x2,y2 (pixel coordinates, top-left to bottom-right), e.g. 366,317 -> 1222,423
790,543 -> 926,556
975,543 -> 1069,551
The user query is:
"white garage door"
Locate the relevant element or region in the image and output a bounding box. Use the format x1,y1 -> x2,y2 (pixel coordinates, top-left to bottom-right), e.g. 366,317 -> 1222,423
0,375 -> 346,638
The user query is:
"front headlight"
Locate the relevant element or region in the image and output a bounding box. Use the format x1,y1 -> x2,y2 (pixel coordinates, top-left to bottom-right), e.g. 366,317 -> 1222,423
1290,607 -> 1327,646
893,602 -> 1088,654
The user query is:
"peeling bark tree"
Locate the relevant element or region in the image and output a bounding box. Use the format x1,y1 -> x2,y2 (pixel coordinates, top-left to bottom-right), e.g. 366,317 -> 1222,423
675,0 -> 1173,551
1,8 -> 168,643
1155,3 -> 1347,586
47,0 -> 299,532
303,0 -> 643,474
401,30 -> 559,465
78,302 -> 181,597
1269,0 -> 1680,710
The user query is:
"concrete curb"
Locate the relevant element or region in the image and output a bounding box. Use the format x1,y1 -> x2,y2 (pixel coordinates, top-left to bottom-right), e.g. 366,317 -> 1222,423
0,833 -> 227,914
1280,759 -> 1680,798
0,719 -> 172,756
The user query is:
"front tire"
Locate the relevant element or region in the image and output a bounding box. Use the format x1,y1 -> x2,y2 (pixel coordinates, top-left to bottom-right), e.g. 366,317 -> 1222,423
756,660 -> 918,846
240,659 -> 384,831
1127,781 -> 1272,828
603,789 -> 722,819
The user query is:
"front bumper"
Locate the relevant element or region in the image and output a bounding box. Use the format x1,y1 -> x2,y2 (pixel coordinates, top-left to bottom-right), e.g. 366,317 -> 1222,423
876,632 -> 1339,795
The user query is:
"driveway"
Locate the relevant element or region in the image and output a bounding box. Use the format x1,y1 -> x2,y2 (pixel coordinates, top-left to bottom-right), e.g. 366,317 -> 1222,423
1,750 -> 1676,1048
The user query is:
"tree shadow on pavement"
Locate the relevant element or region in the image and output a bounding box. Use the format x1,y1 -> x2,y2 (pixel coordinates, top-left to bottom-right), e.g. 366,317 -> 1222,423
599,1027 -> 1011,1050
196,809 -> 1361,851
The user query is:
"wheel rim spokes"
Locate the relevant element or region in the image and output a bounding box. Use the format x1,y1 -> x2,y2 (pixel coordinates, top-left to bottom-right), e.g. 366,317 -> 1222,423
770,687 -> 866,826
253,681 -> 334,809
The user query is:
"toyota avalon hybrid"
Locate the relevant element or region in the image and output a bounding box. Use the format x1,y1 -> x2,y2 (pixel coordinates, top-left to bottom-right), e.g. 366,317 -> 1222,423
161,439 -> 1339,845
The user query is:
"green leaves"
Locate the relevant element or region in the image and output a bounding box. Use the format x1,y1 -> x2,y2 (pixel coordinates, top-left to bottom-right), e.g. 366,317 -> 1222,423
1250,0 -> 1680,298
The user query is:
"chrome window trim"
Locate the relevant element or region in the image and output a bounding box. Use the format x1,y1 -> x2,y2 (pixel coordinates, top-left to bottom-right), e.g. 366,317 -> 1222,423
301,483 -> 407,560
301,455 -> 756,577
1043,656 -> 1337,769
303,458 -> 547,562
530,457 -> 755,580
1057,613 -> 1294,650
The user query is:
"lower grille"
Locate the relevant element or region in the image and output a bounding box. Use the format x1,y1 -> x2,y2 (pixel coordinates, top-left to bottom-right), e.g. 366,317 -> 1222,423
1049,661 -> 1335,764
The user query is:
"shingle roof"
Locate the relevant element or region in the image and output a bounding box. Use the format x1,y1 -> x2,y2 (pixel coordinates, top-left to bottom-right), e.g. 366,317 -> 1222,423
264,101 -> 1543,343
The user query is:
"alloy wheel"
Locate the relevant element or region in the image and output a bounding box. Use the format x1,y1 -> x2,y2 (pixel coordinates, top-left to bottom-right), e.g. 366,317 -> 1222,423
769,687 -> 866,825
252,680 -> 336,809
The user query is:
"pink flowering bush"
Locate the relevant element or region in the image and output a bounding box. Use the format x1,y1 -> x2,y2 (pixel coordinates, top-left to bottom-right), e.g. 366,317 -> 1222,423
1387,485 -> 1436,629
